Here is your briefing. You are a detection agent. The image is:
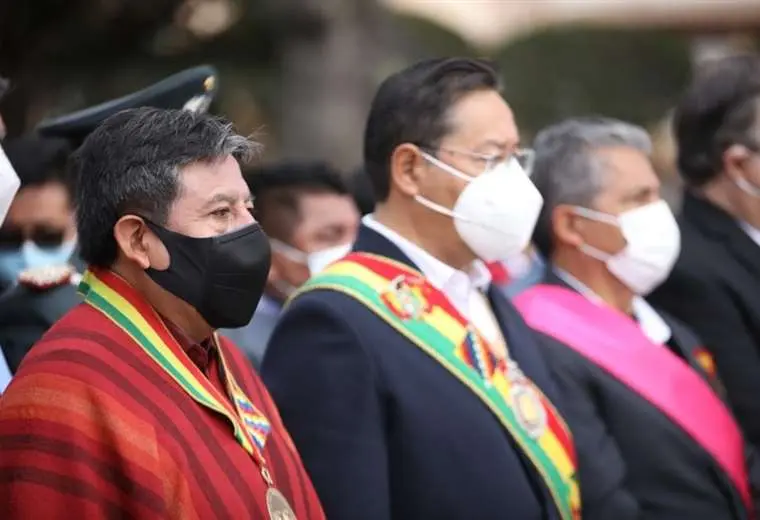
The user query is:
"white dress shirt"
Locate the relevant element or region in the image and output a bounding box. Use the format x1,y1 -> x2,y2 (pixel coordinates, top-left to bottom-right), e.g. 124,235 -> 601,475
553,267 -> 672,345
739,220 -> 760,249
362,215 -> 504,346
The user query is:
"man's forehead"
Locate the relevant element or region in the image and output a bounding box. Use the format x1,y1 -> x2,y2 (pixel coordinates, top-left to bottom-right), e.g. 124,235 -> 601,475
444,90 -> 518,146
596,145 -> 659,191
176,157 -> 249,200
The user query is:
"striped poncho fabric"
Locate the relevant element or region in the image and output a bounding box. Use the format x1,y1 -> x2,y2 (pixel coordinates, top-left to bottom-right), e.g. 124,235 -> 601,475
0,297 -> 325,519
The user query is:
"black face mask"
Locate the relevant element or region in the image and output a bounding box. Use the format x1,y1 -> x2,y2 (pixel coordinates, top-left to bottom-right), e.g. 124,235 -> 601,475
144,220 -> 271,329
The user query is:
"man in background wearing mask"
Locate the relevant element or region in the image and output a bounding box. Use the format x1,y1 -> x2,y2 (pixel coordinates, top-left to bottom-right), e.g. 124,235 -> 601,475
0,65 -> 220,375
649,54 -> 760,453
0,108 -> 326,520
0,136 -> 77,290
514,117 -> 757,520
263,58 -> 580,520
222,161 -> 359,367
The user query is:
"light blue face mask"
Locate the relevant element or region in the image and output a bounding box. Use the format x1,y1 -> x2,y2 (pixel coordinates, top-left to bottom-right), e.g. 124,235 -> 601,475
0,239 -> 76,286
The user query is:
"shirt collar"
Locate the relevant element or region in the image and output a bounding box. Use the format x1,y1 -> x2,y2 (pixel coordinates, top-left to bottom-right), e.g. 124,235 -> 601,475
739,220 -> 760,248
362,214 -> 491,292
553,266 -> 671,344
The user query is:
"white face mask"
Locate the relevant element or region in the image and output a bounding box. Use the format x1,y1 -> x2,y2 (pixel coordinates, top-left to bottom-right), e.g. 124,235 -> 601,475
574,200 -> 681,295
0,144 -> 20,226
416,153 -> 544,262
270,239 -> 353,275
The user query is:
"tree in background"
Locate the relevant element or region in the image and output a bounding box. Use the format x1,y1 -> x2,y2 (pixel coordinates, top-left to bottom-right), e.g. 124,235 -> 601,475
0,0 -> 701,175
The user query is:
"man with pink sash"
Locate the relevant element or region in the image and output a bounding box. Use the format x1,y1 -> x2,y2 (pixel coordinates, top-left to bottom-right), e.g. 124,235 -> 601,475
514,117 -> 759,520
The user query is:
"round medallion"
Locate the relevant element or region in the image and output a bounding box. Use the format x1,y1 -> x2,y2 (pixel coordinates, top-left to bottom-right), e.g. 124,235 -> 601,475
266,487 -> 297,520
512,384 -> 548,439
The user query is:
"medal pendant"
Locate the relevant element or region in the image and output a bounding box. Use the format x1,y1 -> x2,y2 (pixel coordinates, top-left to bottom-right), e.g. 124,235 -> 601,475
266,487 -> 297,520
511,383 -> 548,439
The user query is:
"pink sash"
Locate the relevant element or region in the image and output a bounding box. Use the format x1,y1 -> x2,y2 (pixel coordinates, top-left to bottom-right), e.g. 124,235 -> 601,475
514,284 -> 753,514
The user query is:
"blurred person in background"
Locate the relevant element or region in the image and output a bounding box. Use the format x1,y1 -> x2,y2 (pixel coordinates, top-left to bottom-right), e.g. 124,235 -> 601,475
262,57 -> 580,520
516,117 -> 757,520
0,66 -> 219,375
222,161 -> 359,368
0,107 -> 325,519
649,54 -> 760,451
0,136 -> 77,291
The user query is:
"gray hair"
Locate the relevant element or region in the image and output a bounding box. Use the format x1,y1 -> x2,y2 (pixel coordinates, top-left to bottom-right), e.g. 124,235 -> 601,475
530,116 -> 652,255
72,107 -> 261,267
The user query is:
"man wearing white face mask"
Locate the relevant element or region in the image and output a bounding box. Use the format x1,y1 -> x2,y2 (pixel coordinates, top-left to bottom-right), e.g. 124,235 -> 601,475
263,58 -> 581,520
221,161 -> 359,368
514,117 -> 759,520
649,54 -> 760,453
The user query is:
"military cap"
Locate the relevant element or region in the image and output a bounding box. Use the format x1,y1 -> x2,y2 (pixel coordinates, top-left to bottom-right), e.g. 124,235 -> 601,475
35,65 -> 218,145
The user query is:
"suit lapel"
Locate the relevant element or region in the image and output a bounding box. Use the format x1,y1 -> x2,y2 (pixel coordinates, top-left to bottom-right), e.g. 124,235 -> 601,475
486,287 -> 546,375
352,224 -> 421,271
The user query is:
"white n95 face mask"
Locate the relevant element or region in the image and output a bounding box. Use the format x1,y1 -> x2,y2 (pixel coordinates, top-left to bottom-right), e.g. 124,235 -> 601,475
416,152 -> 544,262
574,200 -> 681,295
270,239 -> 352,275
0,144 -> 20,226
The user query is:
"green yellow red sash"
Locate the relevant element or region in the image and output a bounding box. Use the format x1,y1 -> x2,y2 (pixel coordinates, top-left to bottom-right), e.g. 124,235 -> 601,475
78,269 -> 272,460
296,252 -> 581,520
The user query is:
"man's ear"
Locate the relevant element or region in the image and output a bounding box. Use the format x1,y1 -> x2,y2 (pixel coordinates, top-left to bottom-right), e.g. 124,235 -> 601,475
389,143 -> 426,198
552,204 -> 585,249
723,144 -> 752,182
113,215 -> 154,270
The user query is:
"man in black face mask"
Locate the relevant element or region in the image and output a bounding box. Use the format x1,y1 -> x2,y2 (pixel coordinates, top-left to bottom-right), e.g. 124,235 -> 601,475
0,107 -> 327,519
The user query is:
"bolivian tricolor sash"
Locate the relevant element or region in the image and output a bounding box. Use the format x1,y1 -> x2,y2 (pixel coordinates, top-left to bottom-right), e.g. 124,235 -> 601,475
78,269 -> 272,462
515,284 -> 754,517
297,253 -> 581,520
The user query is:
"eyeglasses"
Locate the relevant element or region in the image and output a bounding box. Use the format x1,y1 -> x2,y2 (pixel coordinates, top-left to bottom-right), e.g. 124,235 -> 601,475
0,225 -> 67,248
420,145 -> 535,176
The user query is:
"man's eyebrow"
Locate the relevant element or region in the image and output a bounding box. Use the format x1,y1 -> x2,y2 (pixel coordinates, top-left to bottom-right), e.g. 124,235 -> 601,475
201,193 -> 237,210
476,139 -> 519,151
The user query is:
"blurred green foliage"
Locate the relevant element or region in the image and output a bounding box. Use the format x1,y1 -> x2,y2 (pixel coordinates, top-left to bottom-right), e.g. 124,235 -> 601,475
494,26 -> 692,137
0,1 -> 695,163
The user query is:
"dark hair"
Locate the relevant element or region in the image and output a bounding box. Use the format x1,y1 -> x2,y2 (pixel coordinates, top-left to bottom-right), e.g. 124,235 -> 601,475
72,107 -> 259,268
246,161 -> 350,241
4,135 -> 73,188
363,57 -> 500,201
675,54 -> 760,186
0,77 -> 9,102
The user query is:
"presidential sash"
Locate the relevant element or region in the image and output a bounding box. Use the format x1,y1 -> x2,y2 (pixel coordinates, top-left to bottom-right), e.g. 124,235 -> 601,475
297,253 -> 581,520
514,284 -> 753,515
78,269 -> 272,461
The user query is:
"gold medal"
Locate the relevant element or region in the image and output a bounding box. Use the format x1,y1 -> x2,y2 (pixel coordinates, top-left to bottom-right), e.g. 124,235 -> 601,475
506,359 -> 547,438
266,487 -> 297,520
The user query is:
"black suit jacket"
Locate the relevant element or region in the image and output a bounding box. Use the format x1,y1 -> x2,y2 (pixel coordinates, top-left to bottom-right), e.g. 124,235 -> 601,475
534,270 -> 751,520
649,192 -> 760,450
262,225 -> 569,520
0,254 -> 85,372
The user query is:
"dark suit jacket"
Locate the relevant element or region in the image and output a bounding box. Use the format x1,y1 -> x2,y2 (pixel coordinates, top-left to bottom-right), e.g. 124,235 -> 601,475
649,192 -> 760,450
534,270 -> 751,520
262,225 -> 569,520
0,255 -> 85,373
